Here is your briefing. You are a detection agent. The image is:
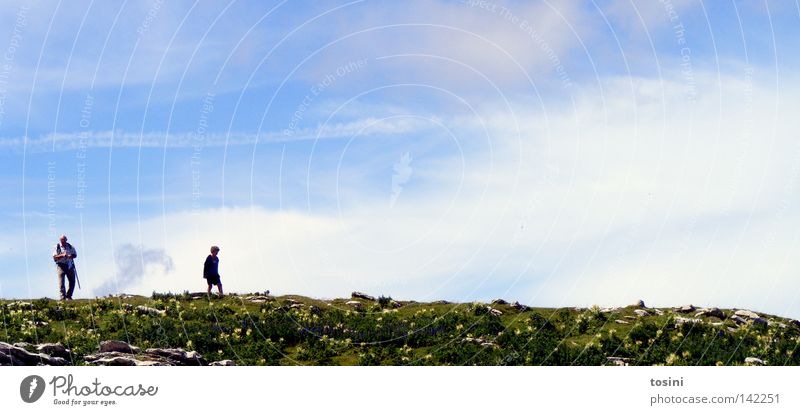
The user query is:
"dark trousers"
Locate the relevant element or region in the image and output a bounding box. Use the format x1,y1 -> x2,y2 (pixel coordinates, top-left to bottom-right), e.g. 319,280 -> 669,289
57,265 -> 76,300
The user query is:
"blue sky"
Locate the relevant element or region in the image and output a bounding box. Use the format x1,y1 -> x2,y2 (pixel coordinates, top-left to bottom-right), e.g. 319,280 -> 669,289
2,0 -> 800,318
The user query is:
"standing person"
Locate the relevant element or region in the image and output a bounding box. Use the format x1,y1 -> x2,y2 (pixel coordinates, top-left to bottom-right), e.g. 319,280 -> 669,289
203,245 -> 223,298
52,234 -> 78,301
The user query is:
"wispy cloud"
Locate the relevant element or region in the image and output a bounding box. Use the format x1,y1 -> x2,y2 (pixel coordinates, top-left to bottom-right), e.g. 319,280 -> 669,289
0,117 -> 435,153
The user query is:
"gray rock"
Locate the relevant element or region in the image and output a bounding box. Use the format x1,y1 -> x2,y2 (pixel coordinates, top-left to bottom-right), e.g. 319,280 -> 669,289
730,315 -> 747,325
491,299 -> 508,305
431,300 -> 450,305
744,357 -> 764,365
13,342 -> 35,351
37,343 -> 70,359
135,360 -> 170,366
0,342 -> 57,366
390,300 -> 403,308
511,301 -> 529,312
487,307 -> 503,316
44,356 -> 68,366
606,356 -> 630,366
99,340 -> 140,354
136,305 -> 166,317
675,305 -> 696,313
614,319 -> 629,325
752,317 -> 768,326
696,308 -> 725,319
768,321 -> 786,329
145,348 -> 205,366
351,292 -> 376,301
209,360 -> 236,366
653,309 -> 664,316
246,295 -> 272,303
89,356 -> 139,366
734,309 -> 760,320
0,349 -> 25,365
634,309 -> 650,317
674,317 -> 702,325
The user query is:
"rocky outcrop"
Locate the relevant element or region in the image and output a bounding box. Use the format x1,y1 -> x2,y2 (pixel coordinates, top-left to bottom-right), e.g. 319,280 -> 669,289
145,348 -> 206,366
675,305 -> 696,314
209,359 -> 236,366
734,310 -> 760,320
511,301 -> 529,312
730,315 -> 747,325
99,340 -> 140,354
85,346 -> 206,366
351,292 -> 376,301
607,356 -> 630,366
245,295 -> 273,303
744,357 -> 765,366
695,308 -> 725,319
0,342 -> 67,366
36,343 -> 71,359
674,317 -> 702,326
136,305 -> 166,317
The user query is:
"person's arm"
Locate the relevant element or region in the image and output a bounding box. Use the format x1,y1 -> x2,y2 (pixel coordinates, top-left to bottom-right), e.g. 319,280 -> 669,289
69,244 -> 77,259
53,246 -> 64,260
203,256 -> 211,277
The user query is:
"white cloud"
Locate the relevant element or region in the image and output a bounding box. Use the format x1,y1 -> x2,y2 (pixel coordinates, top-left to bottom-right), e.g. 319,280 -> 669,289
8,68 -> 800,318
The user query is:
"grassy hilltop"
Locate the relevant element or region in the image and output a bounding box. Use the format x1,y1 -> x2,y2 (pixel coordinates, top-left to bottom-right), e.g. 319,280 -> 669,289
2,292 -> 799,366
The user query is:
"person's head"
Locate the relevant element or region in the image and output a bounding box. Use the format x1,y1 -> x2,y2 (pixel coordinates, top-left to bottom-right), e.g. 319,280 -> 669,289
210,245 -> 220,256
59,235 -> 68,245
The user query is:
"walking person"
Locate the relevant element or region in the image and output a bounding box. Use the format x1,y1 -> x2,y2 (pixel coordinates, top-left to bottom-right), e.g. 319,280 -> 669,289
52,234 -> 78,301
203,245 -> 223,298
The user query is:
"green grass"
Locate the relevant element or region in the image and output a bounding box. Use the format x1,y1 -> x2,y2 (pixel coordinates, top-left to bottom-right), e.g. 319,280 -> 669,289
1,293 -> 799,365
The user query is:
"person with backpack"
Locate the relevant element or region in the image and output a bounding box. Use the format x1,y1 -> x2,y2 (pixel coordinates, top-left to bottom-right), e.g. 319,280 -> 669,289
203,245 -> 223,298
52,234 -> 78,301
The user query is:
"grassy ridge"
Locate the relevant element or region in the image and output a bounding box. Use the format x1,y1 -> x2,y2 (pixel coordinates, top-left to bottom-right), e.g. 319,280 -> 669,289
2,293 -> 799,365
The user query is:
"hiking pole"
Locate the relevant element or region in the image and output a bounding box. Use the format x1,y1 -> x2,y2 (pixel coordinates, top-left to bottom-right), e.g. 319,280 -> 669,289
74,267 -> 81,290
